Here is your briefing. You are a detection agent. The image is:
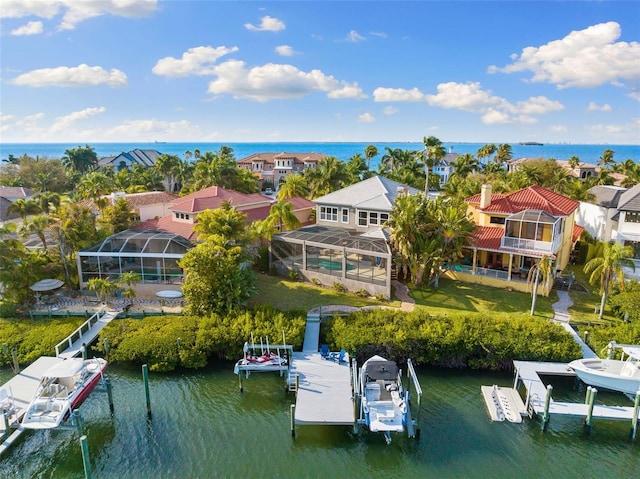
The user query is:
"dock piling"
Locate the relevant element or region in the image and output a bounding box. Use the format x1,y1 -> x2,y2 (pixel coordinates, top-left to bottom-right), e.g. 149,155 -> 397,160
106,378 -> 114,415
142,364 -> 152,420
11,349 -> 19,374
585,387 -> 597,434
73,408 -> 84,436
238,369 -> 243,393
80,435 -> 92,479
541,384 -> 553,431
290,404 -> 296,437
630,389 -> 640,440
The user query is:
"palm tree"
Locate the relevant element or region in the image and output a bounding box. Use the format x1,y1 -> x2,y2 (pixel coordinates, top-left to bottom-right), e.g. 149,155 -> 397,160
476,144 -> 496,164
422,136 -> 446,193
452,153 -> 479,178
154,154 -> 181,193
7,198 -> 41,220
260,199 -> 302,240
597,149 -> 616,170
19,214 -> 54,249
277,174 -> 310,199
118,271 -> 141,305
584,241 -> 635,319
494,144 -> 513,165
36,192 -> 61,214
364,145 -> 378,170
527,256 -> 553,315
62,145 -> 98,174
568,155 -> 580,170
87,278 -> 117,304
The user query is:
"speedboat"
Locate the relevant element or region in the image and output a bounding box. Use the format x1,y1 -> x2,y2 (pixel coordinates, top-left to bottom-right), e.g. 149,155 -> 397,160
22,358 -> 107,429
359,355 -> 407,444
569,344 -> 640,396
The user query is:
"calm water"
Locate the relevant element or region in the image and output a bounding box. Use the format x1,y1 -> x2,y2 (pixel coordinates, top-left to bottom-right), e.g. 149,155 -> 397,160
1,363 -> 637,478
1,142 -> 639,167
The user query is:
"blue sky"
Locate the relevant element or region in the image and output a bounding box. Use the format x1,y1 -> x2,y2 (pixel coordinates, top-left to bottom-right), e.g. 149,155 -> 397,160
1,1 -> 639,144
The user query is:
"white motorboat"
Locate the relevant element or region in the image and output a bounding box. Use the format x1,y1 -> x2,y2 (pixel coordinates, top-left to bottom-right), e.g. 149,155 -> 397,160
569,343 -> 640,396
22,358 -> 107,429
360,355 -> 407,444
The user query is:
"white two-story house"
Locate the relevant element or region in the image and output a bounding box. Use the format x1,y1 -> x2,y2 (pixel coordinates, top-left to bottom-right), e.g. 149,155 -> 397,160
270,176 -> 420,298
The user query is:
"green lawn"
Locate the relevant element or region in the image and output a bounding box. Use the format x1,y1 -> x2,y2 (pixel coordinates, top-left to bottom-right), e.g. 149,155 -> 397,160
248,273 -> 401,311
562,264 -> 618,328
409,278 -> 556,319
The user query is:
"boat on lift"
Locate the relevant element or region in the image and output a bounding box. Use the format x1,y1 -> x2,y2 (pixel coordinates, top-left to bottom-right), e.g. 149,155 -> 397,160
359,355 -> 408,444
569,343 -> 640,396
22,358 -> 107,429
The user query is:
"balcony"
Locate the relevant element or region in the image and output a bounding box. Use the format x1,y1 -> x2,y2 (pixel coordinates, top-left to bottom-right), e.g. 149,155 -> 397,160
501,234 -> 562,254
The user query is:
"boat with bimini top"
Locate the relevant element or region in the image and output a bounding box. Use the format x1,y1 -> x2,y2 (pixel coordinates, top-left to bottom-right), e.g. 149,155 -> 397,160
569,342 -> 640,396
21,357 -> 107,429
359,355 -> 408,444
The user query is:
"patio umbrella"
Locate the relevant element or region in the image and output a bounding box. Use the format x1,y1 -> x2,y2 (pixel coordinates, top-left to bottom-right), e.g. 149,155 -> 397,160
30,278 -> 64,292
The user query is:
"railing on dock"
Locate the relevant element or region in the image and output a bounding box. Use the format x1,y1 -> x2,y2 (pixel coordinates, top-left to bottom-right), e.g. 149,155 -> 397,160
55,307 -> 106,358
406,359 -> 423,438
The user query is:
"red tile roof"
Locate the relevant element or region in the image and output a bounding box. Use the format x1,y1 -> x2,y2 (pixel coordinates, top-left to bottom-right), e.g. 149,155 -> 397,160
466,185 -> 579,216
471,226 -> 504,251
170,186 -> 270,213
572,224 -> 585,242
135,216 -> 198,241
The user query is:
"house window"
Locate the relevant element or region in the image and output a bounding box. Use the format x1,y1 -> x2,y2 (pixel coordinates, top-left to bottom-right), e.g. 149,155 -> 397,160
358,210 -> 389,227
341,208 -> 349,223
320,206 -> 338,222
490,216 -> 506,225
624,240 -> 640,259
175,212 -> 179,219
185,214 -> 190,220
626,212 -> 640,224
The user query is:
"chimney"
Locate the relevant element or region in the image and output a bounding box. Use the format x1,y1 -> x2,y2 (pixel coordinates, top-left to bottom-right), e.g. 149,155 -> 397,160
480,184 -> 492,209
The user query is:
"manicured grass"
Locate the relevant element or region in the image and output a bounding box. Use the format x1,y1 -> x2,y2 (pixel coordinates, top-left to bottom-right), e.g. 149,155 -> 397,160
248,273 -> 401,311
562,264 -> 618,328
409,278 -> 556,319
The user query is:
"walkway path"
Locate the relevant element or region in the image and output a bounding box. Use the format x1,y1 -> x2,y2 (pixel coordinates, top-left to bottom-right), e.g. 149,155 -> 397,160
391,280 -> 415,312
551,290 -> 597,359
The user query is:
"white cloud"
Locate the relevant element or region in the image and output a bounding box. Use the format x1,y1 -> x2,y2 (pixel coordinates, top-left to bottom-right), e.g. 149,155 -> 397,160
244,15 -> 285,32
327,82 -> 367,99
370,32 -> 388,38
488,22 -> 640,89
629,92 -> 640,102
1,0 -> 158,30
10,64 -> 127,87
373,87 -> 426,102
152,46 -> 239,77
587,102 -> 612,112
275,45 -> 296,57
586,119 -> 640,138
358,113 -> 375,123
207,60 -> 360,101
51,107 -> 106,132
375,81 -> 563,125
11,21 -> 43,36
383,106 -> 399,115
345,30 -> 365,42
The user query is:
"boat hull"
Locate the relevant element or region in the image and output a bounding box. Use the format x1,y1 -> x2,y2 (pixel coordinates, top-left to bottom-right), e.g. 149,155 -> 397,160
22,358 -> 107,430
569,359 -> 640,396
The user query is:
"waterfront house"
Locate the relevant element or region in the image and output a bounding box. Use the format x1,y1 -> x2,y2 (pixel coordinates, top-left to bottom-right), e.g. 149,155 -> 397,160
446,184 -> 582,294
432,152 -> 458,186
612,183 -> 640,280
271,176 -> 420,298
97,149 -> 162,170
575,185 -> 626,242
236,152 -> 327,190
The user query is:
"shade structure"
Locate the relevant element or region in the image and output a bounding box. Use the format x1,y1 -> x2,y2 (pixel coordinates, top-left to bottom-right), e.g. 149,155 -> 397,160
30,279 -> 64,292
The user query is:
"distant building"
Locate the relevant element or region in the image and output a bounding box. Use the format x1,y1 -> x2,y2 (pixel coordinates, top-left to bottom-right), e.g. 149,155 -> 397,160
236,152 -> 327,190
98,149 -> 162,171
432,152 -> 458,186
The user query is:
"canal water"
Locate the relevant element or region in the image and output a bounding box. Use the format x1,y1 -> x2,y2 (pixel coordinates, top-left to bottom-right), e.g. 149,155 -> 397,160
1,363 -> 637,478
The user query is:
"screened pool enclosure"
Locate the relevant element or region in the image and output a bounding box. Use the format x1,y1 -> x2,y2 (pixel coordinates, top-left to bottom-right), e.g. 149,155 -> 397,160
271,225 -> 393,297
77,230 -> 192,287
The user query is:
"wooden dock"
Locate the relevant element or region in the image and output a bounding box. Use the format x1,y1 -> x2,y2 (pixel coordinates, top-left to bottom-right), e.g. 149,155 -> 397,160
513,360 -> 637,420
55,309 -> 119,359
0,356 -> 64,456
289,352 -> 354,426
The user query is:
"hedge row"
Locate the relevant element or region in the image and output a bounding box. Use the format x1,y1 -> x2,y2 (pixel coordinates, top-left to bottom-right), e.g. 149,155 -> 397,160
2,307 -> 605,373
583,320 -> 640,358
326,309 -> 583,370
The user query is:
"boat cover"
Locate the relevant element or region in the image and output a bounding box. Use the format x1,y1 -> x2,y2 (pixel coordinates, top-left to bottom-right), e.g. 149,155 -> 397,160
365,361 -> 399,381
44,359 -> 84,378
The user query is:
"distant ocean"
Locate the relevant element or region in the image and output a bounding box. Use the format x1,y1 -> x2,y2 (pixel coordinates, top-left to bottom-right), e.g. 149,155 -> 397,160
1,141 -> 639,168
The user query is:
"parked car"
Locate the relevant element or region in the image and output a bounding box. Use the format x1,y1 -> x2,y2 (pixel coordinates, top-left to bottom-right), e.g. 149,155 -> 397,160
264,187 -> 274,195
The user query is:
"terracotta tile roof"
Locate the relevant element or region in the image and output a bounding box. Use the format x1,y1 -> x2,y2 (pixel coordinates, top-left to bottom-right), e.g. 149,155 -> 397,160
170,186 -> 270,213
285,196 -> 316,211
237,152 -> 327,165
572,224 -> 585,242
135,216 -> 198,241
466,185 -> 579,216
471,226 -> 504,251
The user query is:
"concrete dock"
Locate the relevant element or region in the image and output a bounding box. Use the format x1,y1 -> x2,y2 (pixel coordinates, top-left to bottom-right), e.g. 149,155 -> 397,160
289,352 -> 354,426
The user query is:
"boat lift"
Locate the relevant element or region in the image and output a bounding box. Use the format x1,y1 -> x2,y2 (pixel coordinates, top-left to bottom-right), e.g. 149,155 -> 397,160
352,358 -> 423,443
234,332 -> 293,392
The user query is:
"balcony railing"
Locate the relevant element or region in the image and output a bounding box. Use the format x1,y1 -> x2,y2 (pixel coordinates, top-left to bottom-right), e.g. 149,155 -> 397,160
501,235 -> 562,254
